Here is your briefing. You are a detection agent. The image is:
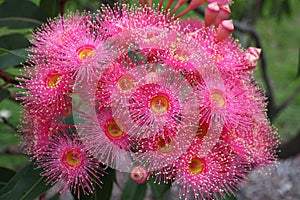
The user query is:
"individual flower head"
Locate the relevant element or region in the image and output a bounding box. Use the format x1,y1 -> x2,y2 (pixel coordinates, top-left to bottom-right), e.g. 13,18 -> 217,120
17,59 -> 73,115
36,130 -> 103,198
129,122 -> 195,172
133,125 -> 195,172
178,10 -> 250,78
30,11 -> 113,78
30,12 -> 91,62
111,63 -> 200,139
223,117 -> 279,168
173,142 -> 249,200
19,109 -> 61,157
158,34 -> 206,89
197,69 -> 262,133
96,4 -> 179,37
73,105 -> 134,172
188,22 -> 255,78
94,57 -> 138,108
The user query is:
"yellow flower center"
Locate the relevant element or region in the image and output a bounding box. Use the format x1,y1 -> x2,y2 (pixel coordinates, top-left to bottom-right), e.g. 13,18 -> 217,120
150,95 -> 169,114
117,75 -> 134,92
107,120 -> 123,139
210,91 -> 226,108
45,73 -> 62,89
188,157 -> 205,174
62,149 -> 82,168
77,45 -> 95,61
157,136 -> 174,153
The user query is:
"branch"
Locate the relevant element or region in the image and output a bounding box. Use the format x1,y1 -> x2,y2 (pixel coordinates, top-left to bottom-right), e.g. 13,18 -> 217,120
233,21 -> 276,120
273,83 -> 300,117
278,130 -> 300,159
59,0 -> 69,16
0,69 -> 19,87
273,48 -> 300,117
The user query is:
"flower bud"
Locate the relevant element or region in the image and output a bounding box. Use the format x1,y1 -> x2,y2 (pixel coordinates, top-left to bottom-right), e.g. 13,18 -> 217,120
214,4 -> 231,27
130,166 -> 149,184
216,19 -> 234,42
205,2 -> 220,27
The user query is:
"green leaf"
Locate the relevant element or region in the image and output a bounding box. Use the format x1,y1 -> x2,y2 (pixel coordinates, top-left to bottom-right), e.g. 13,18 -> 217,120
120,177 -> 147,200
0,167 -> 15,190
0,48 -> 28,69
73,167 -> 115,200
0,164 -> 28,196
0,163 -> 52,200
95,167 -> 115,200
0,48 -> 27,59
0,0 -> 44,29
0,88 -> 10,101
64,115 -> 75,126
0,27 -> 31,37
0,34 -> 29,50
40,0 -> 60,18
149,177 -> 171,200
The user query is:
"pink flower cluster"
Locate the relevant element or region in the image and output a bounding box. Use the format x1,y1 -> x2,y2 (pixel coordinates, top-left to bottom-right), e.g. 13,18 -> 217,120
18,0 -> 278,199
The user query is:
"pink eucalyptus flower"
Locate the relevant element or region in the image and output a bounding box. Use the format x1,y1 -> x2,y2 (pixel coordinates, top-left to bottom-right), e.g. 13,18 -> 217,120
17,1 -> 279,199
173,142 -> 249,199
223,118 -> 279,168
17,60 -> 73,115
19,109 -> 61,156
111,64 -> 199,139
133,125 -> 194,171
96,5 -> 179,37
36,131 -> 103,198
75,106 -> 134,171
30,12 -> 112,78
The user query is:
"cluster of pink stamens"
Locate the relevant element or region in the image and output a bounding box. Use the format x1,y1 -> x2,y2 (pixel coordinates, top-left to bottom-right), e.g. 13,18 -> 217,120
18,0 -> 278,199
